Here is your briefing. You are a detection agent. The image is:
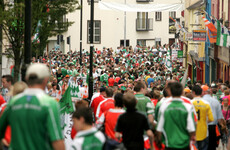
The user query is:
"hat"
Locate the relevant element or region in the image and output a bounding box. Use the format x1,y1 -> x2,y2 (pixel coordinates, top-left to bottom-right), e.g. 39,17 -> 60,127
184,88 -> 191,93
201,85 -> 209,92
65,75 -> 70,78
26,63 -> 50,79
211,83 -> 217,88
100,87 -> 106,92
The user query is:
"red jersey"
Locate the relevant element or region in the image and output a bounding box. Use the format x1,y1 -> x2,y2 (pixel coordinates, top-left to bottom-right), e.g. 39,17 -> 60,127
90,95 -> 105,119
96,98 -> 115,119
97,109 -> 125,140
0,95 -> 6,108
115,77 -> 121,83
151,99 -> 158,107
108,78 -> 115,87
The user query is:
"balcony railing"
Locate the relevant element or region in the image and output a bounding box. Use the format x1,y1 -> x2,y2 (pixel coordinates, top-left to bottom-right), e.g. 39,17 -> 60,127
136,18 -> 153,31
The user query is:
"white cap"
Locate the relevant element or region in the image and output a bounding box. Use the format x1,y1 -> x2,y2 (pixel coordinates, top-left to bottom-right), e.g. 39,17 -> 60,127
26,63 -> 50,79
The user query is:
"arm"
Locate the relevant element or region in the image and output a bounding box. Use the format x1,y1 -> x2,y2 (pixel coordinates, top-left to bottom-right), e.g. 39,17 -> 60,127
115,132 -> 122,141
52,140 -> 65,150
190,132 -> 196,145
146,129 -> 154,150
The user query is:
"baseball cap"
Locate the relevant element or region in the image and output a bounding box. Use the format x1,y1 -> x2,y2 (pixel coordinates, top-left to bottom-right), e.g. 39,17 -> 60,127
65,75 -> 70,78
26,63 -> 50,79
201,85 -> 209,92
184,88 -> 191,93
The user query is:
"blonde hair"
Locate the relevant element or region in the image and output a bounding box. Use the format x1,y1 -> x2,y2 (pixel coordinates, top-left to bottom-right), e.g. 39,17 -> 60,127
12,81 -> 28,96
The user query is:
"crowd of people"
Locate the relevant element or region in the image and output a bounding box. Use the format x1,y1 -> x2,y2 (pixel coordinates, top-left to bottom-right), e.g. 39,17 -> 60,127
0,45 -> 230,150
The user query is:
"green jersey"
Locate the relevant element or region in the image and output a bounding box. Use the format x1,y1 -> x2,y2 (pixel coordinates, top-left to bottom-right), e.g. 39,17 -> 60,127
135,94 -> 154,116
61,68 -> 67,77
100,73 -> 108,85
0,88 -> 63,150
70,127 -> 105,150
157,98 -> 196,149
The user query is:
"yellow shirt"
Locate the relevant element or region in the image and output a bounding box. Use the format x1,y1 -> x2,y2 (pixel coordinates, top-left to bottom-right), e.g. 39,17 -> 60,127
145,75 -> 150,83
192,97 -> 214,141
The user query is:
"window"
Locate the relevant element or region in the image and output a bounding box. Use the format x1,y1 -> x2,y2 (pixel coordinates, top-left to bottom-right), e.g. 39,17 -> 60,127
87,20 -> 101,44
169,11 -> 176,19
120,40 -> 130,47
155,12 -> 162,21
137,40 -> 146,47
136,12 -> 153,31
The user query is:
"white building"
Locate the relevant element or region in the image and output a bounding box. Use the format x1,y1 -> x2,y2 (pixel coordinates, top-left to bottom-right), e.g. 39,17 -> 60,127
48,0 -> 184,53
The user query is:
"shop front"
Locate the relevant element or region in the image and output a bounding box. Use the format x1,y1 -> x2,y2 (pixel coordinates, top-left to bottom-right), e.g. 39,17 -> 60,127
217,46 -> 230,82
189,50 -> 205,84
209,46 -> 217,83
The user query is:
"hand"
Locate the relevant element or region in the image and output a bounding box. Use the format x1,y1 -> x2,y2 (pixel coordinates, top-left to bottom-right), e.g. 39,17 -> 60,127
2,139 -> 9,147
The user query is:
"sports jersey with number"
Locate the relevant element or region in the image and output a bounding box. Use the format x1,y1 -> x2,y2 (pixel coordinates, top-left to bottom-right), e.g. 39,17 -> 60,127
192,97 -> 214,141
0,88 -> 63,150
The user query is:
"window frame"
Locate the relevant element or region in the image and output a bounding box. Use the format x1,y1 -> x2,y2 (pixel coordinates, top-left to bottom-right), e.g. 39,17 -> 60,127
87,20 -> 101,44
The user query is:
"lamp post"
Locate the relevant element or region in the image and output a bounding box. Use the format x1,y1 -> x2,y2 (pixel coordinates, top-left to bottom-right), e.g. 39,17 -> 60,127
88,0 -> 94,99
80,0 -> 83,66
22,0 -> 32,81
124,0 -> 126,48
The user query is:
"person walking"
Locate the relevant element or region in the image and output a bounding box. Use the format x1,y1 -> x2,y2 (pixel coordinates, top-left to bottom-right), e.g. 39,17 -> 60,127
0,63 -> 65,150
157,82 -> 196,150
192,85 -> 214,150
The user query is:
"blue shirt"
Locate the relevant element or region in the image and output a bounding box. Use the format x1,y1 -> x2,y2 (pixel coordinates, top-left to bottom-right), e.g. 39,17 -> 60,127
147,78 -> 154,86
203,94 -> 224,125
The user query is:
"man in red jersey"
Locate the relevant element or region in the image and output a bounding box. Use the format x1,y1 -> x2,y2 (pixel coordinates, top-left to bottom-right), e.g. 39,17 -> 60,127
90,87 -> 106,120
96,93 -> 124,140
96,87 -> 115,119
108,75 -> 115,87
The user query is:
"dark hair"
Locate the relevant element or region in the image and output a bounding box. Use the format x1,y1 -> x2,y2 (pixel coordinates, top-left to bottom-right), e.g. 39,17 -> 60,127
106,87 -> 114,97
192,85 -> 202,96
134,81 -> 146,92
123,92 -> 136,110
52,83 -> 57,87
72,107 -> 93,125
163,88 -> 169,97
114,93 -> 123,107
2,75 -> 14,84
26,74 -> 44,86
169,82 -> 183,97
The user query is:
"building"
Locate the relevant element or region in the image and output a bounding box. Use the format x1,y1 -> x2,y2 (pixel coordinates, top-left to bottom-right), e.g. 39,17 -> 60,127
47,0 -> 184,53
184,0 -> 206,84
216,0 -> 230,82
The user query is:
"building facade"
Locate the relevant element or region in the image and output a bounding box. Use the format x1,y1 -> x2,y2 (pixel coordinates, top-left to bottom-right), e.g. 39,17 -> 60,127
47,0 -> 184,53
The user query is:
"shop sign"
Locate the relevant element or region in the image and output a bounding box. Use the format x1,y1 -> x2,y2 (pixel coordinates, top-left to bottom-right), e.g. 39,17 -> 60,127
192,30 -> 206,41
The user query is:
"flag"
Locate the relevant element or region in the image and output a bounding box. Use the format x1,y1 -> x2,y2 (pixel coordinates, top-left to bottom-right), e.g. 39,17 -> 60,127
181,68 -> 188,88
59,86 -> 74,114
202,16 -> 217,43
59,86 -> 74,150
32,20 -> 42,43
216,20 -> 230,47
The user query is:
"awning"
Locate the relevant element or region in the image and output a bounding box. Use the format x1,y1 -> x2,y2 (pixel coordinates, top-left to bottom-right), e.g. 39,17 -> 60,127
187,0 -> 205,10
98,1 -> 183,12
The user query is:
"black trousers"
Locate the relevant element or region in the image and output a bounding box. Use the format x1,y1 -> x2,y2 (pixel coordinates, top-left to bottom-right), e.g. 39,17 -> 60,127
208,125 -> 217,150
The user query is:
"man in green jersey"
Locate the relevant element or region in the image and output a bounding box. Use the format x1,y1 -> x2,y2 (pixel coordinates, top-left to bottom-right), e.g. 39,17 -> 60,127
0,63 -> 65,150
134,81 -> 155,127
157,82 -> 196,149
71,107 -> 105,150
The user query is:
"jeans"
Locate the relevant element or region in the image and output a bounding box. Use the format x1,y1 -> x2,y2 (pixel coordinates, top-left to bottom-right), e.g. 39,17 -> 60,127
196,137 -> 209,150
